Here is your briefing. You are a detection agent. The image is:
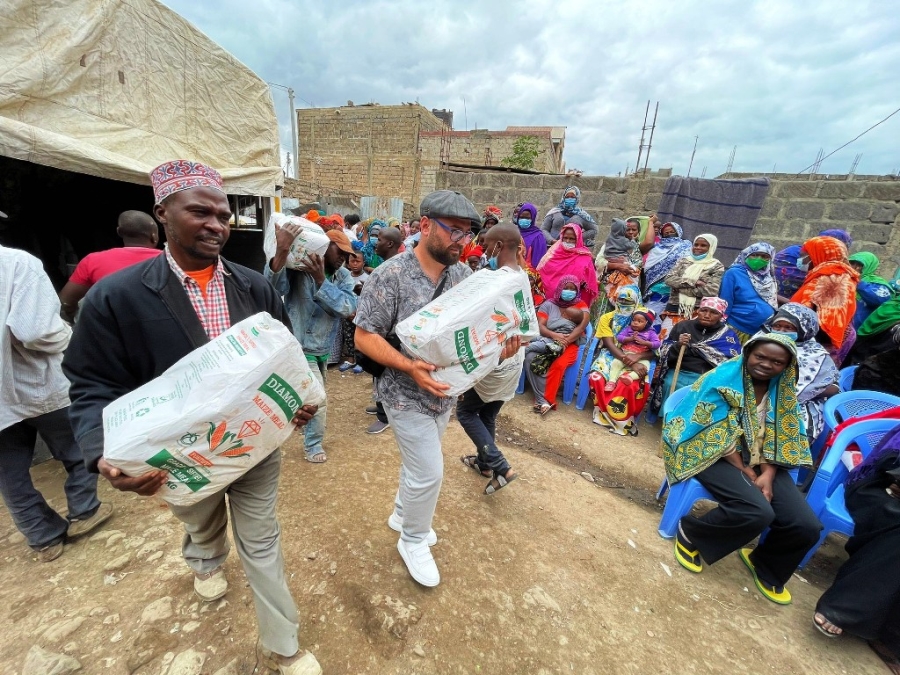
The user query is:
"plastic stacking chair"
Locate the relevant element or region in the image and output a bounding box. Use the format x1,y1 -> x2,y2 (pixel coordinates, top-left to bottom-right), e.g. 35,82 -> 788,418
575,336 -> 601,410
837,365 -> 858,392
562,323 -> 594,405
652,386 -> 693,507
799,418 -> 896,568
807,390 -> 900,470
515,366 -> 527,395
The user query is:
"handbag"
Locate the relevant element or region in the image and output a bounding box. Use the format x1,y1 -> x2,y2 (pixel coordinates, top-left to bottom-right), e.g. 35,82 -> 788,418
355,274 -> 448,378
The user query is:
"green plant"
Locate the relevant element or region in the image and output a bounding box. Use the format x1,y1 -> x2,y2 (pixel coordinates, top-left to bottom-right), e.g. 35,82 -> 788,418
501,136 -> 540,170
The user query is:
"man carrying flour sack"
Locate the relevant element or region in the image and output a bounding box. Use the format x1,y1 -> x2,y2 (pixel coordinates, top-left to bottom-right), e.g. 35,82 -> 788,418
457,223 -> 527,495
63,161 -> 322,675
354,191 -> 520,588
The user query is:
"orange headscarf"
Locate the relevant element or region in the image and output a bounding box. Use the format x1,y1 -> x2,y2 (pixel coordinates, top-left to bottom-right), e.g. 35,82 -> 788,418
790,236 -> 859,348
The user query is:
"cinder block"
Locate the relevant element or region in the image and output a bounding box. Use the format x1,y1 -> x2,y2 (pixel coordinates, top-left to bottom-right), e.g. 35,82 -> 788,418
863,182 -> 900,201
817,182 -> 865,199
827,201 -> 872,221
870,204 -> 900,224
513,174 -> 544,189
759,197 -> 784,219
783,200 -> 826,220
773,181 -> 819,199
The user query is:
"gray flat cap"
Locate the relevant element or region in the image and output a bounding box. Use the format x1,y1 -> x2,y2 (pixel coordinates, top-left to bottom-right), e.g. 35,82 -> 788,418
419,190 -> 481,227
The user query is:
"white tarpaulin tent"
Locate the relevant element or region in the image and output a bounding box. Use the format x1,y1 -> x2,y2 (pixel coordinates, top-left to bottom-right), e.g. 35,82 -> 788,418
0,0 -> 282,195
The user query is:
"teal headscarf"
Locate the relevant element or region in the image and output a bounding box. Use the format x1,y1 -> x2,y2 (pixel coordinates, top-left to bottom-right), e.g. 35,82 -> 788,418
662,332 -> 811,484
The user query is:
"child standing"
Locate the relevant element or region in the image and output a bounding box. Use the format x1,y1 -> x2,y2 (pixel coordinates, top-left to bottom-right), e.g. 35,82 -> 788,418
605,310 -> 661,391
338,252 -> 369,373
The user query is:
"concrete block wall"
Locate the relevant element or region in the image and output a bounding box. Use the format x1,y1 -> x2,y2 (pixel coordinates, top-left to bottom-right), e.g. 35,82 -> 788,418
435,168 -> 900,275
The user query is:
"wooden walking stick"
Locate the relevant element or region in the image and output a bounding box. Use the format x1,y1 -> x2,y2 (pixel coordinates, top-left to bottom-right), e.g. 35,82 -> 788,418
657,342 -> 687,458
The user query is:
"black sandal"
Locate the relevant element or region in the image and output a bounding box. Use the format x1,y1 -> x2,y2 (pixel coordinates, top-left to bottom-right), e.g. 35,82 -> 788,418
461,455 -> 492,477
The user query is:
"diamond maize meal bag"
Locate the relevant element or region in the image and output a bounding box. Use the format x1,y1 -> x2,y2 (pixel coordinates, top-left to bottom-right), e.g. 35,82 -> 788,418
102,312 -> 325,506
263,213 -> 331,270
396,267 -> 539,396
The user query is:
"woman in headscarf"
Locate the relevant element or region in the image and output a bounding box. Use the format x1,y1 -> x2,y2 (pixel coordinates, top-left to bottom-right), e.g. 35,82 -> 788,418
812,423 -> 900,667
351,218 -> 386,271
819,228 -> 853,249
773,245 -> 807,299
764,303 -> 840,443
643,222 -> 693,323
536,223 -> 599,309
598,217 -> 655,310
791,235 -> 860,366
541,186 -> 598,248
587,285 -> 655,436
522,277 -> 591,415
663,332 -> 821,604
719,242 -> 778,343
648,297 -> 741,416
848,252 -> 894,329
514,202 -> 548,270
658,234 -> 724,341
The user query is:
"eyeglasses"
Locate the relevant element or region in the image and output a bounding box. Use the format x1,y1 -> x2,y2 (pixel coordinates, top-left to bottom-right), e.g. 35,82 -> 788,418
431,218 -> 475,243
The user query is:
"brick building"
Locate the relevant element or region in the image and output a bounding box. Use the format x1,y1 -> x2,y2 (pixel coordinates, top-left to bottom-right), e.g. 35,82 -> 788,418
296,103 -> 565,205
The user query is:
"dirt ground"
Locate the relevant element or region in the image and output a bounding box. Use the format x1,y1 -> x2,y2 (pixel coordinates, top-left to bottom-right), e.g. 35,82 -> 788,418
0,370 -> 888,674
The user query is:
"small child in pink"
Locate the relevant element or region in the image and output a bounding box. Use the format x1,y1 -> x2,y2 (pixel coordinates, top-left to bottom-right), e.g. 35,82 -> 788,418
606,310 -> 661,391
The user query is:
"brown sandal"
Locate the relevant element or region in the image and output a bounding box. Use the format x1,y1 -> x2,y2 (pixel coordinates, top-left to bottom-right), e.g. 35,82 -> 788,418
461,455 -> 492,477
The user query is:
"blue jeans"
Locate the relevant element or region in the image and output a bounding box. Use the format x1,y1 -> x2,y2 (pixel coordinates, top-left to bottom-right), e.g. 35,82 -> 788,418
455,389 -> 510,476
0,407 -> 100,550
304,360 -> 327,458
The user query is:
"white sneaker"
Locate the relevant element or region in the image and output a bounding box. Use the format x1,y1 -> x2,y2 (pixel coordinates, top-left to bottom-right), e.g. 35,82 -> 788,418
387,512 -> 437,546
397,538 -> 440,587
194,567 -> 228,602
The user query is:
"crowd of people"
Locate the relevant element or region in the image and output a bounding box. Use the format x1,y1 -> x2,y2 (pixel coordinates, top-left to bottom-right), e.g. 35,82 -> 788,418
2,170 -> 900,673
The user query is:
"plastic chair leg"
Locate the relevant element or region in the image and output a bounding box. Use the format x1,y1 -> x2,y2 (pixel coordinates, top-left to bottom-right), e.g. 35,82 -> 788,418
798,529 -> 829,569
658,479 -> 714,539
655,478 -> 669,501
516,367 -> 526,395
562,362 -> 578,405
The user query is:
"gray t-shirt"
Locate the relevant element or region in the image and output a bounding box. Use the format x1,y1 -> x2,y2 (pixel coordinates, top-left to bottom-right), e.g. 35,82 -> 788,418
354,250 -> 471,417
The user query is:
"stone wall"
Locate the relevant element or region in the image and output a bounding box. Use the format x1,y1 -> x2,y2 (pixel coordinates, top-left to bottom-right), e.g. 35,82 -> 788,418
297,104 -> 444,206
435,168 -> 900,274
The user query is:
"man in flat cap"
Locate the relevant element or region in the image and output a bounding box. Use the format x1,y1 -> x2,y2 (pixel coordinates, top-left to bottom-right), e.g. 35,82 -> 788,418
63,160 -> 322,675
354,190 -> 519,588
266,220 -> 357,463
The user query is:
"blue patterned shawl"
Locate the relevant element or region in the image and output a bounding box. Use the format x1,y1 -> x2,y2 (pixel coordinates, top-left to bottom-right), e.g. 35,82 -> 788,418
662,332 -> 812,484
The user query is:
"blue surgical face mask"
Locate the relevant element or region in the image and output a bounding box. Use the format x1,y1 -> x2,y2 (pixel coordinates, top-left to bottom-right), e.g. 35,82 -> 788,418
796,257 -> 810,272
487,245 -> 500,270
775,331 -> 799,341
517,218 -> 532,229
563,197 -> 577,209
691,253 -> 707,260
560,289 -> 577,302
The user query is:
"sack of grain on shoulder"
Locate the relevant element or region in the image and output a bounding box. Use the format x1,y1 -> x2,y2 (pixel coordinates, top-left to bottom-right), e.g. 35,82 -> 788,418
102,312 -> 326,506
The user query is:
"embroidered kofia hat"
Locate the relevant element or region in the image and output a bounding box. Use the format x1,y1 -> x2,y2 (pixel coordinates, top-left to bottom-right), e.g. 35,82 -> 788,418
150,160 -> 224,204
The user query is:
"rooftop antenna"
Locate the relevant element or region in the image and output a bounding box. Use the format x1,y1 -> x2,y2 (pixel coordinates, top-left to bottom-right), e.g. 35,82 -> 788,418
726,146 -> 737,174
849,153 -> 862,175
687,135 -> 699,177
811,147 -> 825,175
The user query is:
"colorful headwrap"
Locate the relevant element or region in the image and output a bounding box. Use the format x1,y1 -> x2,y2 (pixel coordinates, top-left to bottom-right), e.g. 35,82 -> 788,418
663,332 -> 812,484
305,210 -> 322,223
699,296 -> 729,316
849,251 -> 891,287
150,160 -> 224,205
553,274 -> 583,307
467,246 -> 484,259
819,228 -> 853,248
632,309 -> 655,325
483,205 -> 502,224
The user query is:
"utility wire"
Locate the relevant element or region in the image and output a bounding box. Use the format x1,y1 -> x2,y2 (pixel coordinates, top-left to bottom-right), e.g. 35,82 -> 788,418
797,106 -> 900,174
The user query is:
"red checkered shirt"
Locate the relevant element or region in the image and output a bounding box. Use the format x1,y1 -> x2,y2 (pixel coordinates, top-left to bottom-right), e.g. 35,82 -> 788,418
164,246 -> 231,339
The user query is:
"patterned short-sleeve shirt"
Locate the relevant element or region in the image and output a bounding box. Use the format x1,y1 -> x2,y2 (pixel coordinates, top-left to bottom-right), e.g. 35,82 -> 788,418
354,250 -> 471,417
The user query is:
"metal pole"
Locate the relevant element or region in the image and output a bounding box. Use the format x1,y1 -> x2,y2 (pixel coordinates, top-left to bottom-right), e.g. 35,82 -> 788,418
288,88 -> 298,180
687,135 -> 698,177
643,102 -> 659,176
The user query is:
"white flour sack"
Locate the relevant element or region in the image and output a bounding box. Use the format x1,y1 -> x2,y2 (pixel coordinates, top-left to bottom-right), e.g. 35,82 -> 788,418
102,313 -> 325,506
262,213 -> 330,269
396,267 -> 539,396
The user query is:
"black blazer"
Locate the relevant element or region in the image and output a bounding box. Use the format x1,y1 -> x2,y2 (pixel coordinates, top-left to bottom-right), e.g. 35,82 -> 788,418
62,253 -> 291,472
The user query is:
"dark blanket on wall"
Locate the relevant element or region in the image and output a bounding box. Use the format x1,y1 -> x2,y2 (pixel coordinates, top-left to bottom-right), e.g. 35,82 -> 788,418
655,176 -> 770,260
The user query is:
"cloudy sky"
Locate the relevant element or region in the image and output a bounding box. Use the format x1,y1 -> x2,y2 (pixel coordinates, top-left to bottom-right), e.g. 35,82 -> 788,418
162,0 -> 899,178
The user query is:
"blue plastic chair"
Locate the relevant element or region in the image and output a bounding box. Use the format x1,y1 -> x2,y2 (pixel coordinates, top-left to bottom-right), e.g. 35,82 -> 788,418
799,418 -> 896,568
838,365 -> 857,392
807,390 -> 900,470
562,323 -> 594,405
575,336 -> 601,410
653,386 -> 693,507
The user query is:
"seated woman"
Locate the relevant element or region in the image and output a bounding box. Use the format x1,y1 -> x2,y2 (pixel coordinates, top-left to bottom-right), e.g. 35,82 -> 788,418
813,423 -> 900,671
648,297 -> 741,416
659,234 -> 724,341
850,293 -> 900,364
848,252 -> 894,329
540,186 -> 598,249
587,285 -> 656,436
642,221 -> 693,324
718,242 -> 778,343
773,244 -> 807,300
598,217 -> 655,311
663,332 -> 821,604
792,235 -> 860,366
763,303 -> 840,444
606,309 -> 661,391
537,222 -> 599,309
522,277 -> 590,415
514,202 -> 548,270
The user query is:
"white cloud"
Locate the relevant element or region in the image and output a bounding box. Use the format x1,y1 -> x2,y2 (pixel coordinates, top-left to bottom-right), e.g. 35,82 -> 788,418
161,0 -> 900,177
